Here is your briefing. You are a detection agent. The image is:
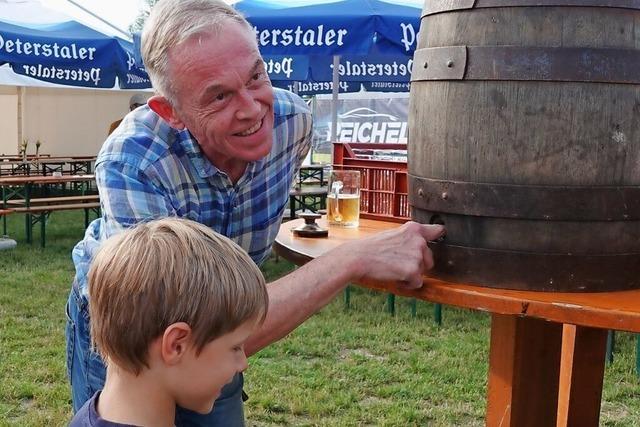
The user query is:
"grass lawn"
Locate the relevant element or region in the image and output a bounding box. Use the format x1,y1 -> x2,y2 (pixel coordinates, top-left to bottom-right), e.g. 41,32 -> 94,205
1,211 -> 639,426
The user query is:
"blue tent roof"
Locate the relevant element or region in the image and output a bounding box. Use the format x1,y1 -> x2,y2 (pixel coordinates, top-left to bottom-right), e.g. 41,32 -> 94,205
131,0 -> 422,93
235,0 -> 421,91
236,0 -> 421,57
0,1 -> 149,89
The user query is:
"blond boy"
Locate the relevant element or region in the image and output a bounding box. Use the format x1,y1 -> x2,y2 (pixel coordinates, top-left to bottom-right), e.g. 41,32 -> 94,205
70,218 -> 268,426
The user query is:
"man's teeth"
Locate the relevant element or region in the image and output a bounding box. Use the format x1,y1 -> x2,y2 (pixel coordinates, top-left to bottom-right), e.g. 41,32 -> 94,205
237,120 -> 262,136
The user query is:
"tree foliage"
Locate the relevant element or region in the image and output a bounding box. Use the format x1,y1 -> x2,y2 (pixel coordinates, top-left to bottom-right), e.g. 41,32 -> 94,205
129,0 -> 159,33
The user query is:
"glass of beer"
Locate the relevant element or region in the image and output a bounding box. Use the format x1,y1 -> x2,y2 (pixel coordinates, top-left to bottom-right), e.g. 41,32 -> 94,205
327,170 -> 361,228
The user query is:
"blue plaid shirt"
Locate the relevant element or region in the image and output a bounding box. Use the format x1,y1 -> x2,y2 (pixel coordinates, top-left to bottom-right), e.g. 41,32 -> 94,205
72,88 -> 312,298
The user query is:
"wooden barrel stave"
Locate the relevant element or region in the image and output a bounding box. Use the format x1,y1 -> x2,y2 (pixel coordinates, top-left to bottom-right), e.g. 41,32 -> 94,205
409,3 -> 640,291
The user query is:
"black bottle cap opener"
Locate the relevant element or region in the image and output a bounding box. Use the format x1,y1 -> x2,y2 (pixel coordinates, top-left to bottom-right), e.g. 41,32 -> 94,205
292,212 -> 328,238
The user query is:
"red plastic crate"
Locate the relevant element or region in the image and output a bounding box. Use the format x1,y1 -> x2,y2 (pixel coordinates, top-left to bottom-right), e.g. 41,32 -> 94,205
332,142 -> 409,223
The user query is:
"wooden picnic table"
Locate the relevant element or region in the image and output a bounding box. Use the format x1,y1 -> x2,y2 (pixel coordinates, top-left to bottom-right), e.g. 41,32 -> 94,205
274,217 -> 640,427
0,157 -> 95,165
0,157 -> 95,176
0,174 -> 95,186
0,174 -> 96,242
0,155 -> 94,161
0,154 -> 51,161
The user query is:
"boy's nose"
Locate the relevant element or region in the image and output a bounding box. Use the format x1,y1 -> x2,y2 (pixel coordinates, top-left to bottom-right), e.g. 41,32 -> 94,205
238,353 -> 249,372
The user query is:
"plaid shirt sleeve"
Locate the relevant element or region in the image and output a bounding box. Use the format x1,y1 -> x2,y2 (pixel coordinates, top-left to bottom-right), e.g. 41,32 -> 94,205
296,116 -> 313,166
96,159 -> 175,238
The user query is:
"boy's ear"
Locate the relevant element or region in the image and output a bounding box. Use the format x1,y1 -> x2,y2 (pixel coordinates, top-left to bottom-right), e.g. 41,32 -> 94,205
147,95 -> 186,130
160,322 -> 192,365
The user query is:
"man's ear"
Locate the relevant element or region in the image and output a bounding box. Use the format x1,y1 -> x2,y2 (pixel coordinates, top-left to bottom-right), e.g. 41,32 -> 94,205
160,322 -> 192,365
147,95 -> 186,130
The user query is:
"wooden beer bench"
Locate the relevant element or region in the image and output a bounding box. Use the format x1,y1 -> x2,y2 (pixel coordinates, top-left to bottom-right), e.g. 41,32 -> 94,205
0,208 -> 14,220
5,194 -> 99,206
0,174 -> 97,246
12,200 -> 100,247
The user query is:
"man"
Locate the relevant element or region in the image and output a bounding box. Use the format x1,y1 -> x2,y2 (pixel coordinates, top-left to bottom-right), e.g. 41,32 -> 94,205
65,0 -> 445,426
107,93 -> 148,135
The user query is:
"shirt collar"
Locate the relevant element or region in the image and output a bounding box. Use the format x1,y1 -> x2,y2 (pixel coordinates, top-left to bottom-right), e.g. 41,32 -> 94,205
177,129 -> 266,185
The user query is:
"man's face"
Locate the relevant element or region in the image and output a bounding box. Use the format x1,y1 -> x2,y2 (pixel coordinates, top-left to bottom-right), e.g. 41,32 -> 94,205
167,21 -> 274,176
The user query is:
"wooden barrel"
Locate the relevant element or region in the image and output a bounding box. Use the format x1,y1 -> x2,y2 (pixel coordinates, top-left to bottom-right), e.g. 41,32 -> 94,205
408,1 -> 640,292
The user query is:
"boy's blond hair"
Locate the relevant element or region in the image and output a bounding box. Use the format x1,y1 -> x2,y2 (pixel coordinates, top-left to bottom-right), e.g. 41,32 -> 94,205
88,218 -> 268,375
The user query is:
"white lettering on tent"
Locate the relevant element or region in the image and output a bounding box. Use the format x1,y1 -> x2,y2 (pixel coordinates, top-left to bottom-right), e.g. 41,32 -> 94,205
126,51 -> 136,70
21,64 -> 102,86
0,35 -> 97,61
332,58 -> 413,79
127,73 -> 150,85
284,80 -> 350,93
368,81 -> 410,90
400,23 -> 416,52
254,25 -> 347,48
264,57 -> 293,79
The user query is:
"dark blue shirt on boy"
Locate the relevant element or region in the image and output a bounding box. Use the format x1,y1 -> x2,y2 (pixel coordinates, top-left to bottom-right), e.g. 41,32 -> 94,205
70,391 -> 138,427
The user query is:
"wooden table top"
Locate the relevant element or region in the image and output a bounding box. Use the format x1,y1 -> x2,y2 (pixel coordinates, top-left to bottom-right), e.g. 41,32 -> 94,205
275,217 -> 640,333
289,186 -> 328,196
0,157 -> 95,164
0,174 -> 95,186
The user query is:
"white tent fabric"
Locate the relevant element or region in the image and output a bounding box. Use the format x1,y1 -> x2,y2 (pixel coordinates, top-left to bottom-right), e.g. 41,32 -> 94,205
0,0 -> 147,89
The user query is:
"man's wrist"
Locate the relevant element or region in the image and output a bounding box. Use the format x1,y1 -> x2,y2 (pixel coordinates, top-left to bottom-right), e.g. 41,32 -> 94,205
320,242 -> 364,285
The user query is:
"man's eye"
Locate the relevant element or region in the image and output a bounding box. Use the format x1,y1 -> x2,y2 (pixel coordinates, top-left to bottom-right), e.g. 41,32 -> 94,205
252,72 -> 263,81
216,93 -> 225,101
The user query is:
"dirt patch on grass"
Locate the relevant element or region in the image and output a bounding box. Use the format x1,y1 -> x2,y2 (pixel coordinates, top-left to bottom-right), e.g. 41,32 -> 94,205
601,401 -> 633,424
339,348 -> 386,362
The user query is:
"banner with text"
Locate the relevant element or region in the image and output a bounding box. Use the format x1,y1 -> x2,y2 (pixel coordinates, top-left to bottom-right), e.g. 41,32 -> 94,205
312,93 -> 409,155
234,0 -> 421,57
310,54 -> 412,83
0,2 -> 150,89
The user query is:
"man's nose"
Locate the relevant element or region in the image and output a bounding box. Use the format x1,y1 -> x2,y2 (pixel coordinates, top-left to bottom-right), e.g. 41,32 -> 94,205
235,88 -> 261,120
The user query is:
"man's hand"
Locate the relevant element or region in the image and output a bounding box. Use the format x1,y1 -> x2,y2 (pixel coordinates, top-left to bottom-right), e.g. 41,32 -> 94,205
331,222 -> 445,289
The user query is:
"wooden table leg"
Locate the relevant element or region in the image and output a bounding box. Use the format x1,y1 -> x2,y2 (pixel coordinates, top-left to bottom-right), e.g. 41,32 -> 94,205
486,314 -> 563,427
556,324 -> 607,427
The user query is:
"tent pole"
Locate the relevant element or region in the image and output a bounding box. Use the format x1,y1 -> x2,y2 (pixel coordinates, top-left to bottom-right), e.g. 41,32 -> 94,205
330,55 -> 340,148
66,0 -> 132,40
17,86 -> 24,152
311,95 -> 318,164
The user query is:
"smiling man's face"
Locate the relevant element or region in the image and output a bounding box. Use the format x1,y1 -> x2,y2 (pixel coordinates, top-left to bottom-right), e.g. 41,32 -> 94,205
165,21 -> 274,180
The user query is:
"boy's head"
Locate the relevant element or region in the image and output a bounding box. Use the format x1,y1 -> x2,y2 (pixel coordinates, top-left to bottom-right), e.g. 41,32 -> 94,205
88,217 -> 268,412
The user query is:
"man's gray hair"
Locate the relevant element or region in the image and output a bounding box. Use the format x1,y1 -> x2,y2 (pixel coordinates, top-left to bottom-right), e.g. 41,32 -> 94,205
141,0 -> 253,105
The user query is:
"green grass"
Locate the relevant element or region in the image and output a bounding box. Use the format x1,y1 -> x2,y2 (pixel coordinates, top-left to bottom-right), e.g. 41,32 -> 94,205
1,211 -> 640,426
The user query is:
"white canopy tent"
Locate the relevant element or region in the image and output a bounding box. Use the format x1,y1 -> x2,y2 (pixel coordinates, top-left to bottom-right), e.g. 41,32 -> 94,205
0,0 -> 149,156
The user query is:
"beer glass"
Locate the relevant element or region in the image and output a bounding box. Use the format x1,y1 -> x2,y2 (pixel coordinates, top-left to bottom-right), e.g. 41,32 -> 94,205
327,170 -> 361,228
